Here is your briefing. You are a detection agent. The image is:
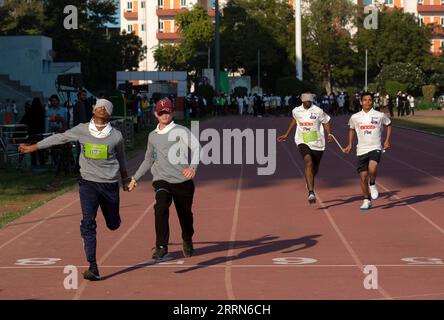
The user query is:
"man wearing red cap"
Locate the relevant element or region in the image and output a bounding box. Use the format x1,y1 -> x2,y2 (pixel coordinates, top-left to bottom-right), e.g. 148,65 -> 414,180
128,98 -> 200,260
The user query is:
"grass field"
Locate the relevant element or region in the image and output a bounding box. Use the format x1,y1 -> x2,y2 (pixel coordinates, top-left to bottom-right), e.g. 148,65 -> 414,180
392,115 -> 444,135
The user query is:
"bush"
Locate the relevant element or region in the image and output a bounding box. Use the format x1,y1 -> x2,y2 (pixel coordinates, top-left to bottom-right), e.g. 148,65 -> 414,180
376,62 -> 426,92
384,80 -> 408,96
422,84 -> 437,102
275,76 -> 312,96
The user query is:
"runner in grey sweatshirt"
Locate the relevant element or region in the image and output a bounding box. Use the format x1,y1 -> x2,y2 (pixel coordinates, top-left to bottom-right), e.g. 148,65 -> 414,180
128,98 -> 200,260
19,99 -> 129,281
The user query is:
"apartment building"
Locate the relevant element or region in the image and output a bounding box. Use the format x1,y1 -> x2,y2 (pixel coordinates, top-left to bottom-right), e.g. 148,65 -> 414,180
357,0 -> 444,54
120,0 -> 226,71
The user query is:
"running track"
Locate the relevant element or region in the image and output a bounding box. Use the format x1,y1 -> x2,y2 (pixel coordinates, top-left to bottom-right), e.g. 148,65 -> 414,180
0,114 -> 443,300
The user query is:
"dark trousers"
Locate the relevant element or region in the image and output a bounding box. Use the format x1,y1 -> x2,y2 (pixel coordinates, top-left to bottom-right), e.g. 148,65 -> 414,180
79,179 -> 121,268
153,180 -> 195,248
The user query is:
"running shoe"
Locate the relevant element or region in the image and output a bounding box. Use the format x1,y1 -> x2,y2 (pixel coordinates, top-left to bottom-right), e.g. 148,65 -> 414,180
360,199 -> 372,211
83,266 -> 101,281
308,191 -> 316,205
369,184 -> 379,200
152,246 -> 169,260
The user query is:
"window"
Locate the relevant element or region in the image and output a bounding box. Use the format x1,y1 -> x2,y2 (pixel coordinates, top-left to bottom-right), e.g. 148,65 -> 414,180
385,0 -> 393,4
158,20 -> 164,32
141,24 -> 145,32
180,0 -> 186,6
418,16 -> 424,26
128,24 -> 133,32
441,17 -> 444,26
418,0 -> 423,4
141,1 -> 145,9
158,0 -> 164,8
127,1 -> 132,10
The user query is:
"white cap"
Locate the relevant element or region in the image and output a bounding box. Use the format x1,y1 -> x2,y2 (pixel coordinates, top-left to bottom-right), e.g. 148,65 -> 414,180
94,99 -> 113,115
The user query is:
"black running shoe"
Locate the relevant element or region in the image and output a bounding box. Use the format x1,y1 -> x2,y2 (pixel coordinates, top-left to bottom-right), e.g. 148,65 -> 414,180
182,240 -> 194,258
152,246 -> 168,260
83,267 -> 101,281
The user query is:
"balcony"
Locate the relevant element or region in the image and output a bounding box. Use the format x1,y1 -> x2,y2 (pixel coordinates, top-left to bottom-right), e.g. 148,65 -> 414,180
124,10 -> 138,20
417,5 -> 444,13
156,8 -> 187,16
156,32 -> 182,40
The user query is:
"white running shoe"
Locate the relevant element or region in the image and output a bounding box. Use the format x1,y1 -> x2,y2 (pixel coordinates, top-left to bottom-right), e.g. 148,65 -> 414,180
308,192 -> 316,204
369,184 -> 379,200
360,199 -> 372,211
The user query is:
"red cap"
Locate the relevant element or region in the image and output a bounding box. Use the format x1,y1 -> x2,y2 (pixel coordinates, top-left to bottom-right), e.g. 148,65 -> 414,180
155,98 -> 174,114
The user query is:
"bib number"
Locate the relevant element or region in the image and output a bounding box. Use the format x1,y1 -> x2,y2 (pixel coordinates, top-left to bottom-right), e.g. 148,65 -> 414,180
84,143 -> 108,160
302,131 -> 318,143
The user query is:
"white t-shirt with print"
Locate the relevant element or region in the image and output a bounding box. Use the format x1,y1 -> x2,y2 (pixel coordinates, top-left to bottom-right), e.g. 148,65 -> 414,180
292,105 -> 331,151
348,108 -> 391,156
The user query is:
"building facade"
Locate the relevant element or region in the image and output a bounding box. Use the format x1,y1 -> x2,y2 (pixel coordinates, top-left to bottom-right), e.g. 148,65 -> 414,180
357,0 -> 444,54
120,0 -> 226,71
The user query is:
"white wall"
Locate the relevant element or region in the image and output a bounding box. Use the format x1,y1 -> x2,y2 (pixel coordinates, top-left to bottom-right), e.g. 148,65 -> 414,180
0,36 -> 81,99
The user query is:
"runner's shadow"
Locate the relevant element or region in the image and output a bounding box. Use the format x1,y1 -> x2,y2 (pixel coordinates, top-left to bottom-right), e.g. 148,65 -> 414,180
175,234 -> 322,274
100,234 -> 321,279
319,191 -> 399,210
372,192 -> 444,210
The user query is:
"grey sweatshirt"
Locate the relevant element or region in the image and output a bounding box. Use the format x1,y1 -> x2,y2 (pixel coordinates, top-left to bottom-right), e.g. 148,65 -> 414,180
37,123 -> 127,183
133,122 -> 200,184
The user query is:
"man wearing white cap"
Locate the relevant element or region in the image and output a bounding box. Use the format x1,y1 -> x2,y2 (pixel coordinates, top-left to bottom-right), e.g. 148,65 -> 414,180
278,92 -> 333,204
19,99 -> 130,281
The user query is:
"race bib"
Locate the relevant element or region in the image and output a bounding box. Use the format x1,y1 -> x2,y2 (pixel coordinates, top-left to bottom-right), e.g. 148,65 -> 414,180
302,131 -> 318,143
84,143 -> 108,160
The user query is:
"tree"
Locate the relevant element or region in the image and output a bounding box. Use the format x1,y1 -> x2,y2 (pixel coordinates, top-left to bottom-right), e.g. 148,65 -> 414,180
355,7 -> 433,83
375,62 -> 426,93
154,45 -> 186,71
153,4 -> 214,73
0,0 -> 45,35
302,0 -> 358,94
221,0 -> 295,92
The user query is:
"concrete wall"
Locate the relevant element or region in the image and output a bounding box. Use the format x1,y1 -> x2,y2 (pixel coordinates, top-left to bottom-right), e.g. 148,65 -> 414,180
0,36 -> 81,100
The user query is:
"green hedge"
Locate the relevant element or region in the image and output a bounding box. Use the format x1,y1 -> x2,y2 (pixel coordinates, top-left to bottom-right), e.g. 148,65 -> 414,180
422,85 -> 437,102
384,80 -> 408,96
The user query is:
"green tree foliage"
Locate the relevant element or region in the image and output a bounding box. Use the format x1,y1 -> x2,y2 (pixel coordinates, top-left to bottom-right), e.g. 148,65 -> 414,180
154,4 -> 214,73
375,62 -> 426,92
302,0 -> 358,95
221,0 -> 295,92
355,7 -> 433,81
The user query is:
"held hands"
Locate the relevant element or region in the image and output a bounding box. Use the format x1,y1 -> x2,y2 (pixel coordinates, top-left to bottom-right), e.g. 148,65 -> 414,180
122,177 -> 132,191
127,178 -> 137,192
18,144 -> 38,154
343,144 -> 352,154
183,167 -> 196,180
277,134 -> 289,142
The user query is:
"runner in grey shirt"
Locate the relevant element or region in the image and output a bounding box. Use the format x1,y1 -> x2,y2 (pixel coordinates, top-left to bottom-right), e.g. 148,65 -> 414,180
19,99 -> 130,281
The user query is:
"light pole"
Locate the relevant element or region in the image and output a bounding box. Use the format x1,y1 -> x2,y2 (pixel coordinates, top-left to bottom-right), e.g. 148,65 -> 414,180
257,49 -> 260,90
295,0 -> 303,81
365,48 -> 368,91
215,0 -> 221,94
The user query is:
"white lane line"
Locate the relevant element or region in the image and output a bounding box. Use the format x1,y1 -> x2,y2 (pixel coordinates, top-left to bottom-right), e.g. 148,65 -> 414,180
0,198 -> 79,251
72,200 -> 155,300
372,291 -> 444,300
329,147 -> 444,235
3,264 -> 444,269
224,164 -> 243,301
281,142 -> 392,300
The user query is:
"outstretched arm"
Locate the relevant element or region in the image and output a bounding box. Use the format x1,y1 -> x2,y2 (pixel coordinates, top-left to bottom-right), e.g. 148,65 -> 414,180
277,118 -> 297,142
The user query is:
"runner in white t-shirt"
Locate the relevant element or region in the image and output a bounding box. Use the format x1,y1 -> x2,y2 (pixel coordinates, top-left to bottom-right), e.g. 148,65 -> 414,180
278,93 -> 333,204
344,92 -> 392,210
